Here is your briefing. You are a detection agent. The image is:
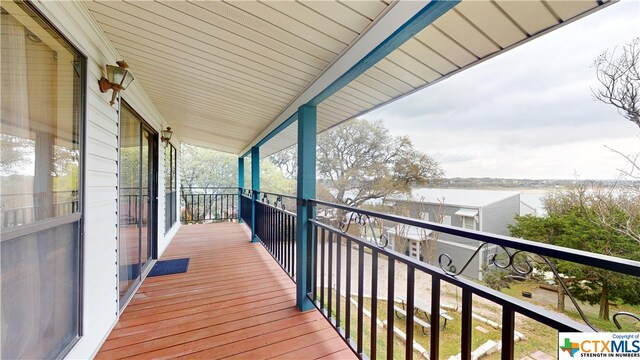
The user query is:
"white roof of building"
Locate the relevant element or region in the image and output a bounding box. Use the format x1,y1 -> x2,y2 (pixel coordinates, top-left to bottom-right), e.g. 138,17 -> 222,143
387,226 -> 432,242
455,208 -> 479,217
392,188 -> 520,208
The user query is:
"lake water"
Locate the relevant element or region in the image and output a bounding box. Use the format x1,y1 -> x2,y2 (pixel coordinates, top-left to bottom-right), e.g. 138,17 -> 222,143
519,189 -> 549,216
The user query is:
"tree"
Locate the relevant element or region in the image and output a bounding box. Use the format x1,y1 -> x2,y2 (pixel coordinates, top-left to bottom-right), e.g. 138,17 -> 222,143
259,160 -> 295,195
180,143 -> 295,193
593,37 -> 640,129
510,185 -> 640,321
316,119 -> 443,207
593,37 -> 640,243
180,143 -> 237,190
0,134 -> 32,175
269,147 -> 297,180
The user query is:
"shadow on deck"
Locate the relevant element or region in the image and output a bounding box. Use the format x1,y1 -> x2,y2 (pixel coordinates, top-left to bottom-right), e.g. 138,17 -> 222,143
98,223 -> 356,359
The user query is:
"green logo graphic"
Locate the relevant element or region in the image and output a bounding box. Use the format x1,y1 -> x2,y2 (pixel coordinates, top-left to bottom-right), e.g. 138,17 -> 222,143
560,338 -> 580,357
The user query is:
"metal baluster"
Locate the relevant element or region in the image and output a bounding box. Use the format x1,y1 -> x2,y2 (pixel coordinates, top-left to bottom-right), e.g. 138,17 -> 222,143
370,249 -> 378,360
292,220 -> 296,277
387,258 -> 395,359
502,307 -> 515,360
328,231 -> 333,321
197,194 -> 200,222
461,289 -> 473,360
336,234 -> 342,330
287,214 -> 292,276
279,209 -> 283,264
312,224 -> 319,299
406,266 -> 415,360
431,277 -> 441,359
320,227 -> 325,309
357,243 -> 364,356
345,237 -> 352,340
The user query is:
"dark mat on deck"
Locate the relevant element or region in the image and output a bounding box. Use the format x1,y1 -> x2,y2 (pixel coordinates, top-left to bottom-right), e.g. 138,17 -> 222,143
149,258 -> 190,277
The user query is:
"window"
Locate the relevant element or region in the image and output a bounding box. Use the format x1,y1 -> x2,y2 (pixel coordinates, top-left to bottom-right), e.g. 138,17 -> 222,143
443,215 -> 452,226
419,211 -> 429,221
1,2 -> 85,359
165,143 -> 177,232
462,216 -> 477,230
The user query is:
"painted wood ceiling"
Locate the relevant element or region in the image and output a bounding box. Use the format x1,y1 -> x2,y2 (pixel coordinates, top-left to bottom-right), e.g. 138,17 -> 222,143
85,0 -> 612,157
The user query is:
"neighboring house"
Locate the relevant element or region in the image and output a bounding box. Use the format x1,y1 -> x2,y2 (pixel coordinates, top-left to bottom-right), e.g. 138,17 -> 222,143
385,189 -> 523,280
520,200 -> 538,216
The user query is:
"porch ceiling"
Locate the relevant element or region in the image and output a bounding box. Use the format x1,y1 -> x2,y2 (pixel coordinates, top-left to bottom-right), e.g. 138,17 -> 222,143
85,0 -> 613,157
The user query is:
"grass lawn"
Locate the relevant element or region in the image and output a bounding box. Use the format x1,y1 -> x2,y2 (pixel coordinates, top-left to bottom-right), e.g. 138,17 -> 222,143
319,289 -> 503,359
316,280 -> 639,359
500,280 -> 640,332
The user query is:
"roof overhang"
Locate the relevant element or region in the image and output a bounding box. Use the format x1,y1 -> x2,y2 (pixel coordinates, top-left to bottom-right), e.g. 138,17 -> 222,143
85,0 -> 616,157
455,209 -> 479,217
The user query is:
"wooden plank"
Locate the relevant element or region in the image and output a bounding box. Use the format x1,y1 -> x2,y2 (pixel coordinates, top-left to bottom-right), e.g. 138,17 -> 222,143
97,223 -> 356,359
272,337 -> 352,360
317,348 -> 358,360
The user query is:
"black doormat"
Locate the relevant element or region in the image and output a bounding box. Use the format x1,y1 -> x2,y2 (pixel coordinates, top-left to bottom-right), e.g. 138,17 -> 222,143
149,258 -> 190,277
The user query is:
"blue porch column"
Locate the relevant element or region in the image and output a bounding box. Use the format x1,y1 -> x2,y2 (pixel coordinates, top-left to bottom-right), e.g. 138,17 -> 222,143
295,104 -> 316,311
251,146 -> 260,243
237,156 -> 244,223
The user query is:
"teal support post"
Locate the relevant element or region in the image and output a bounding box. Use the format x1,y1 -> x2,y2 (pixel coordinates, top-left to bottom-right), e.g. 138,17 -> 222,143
295,104 -> 316,312
238,157 -> 244,224
251,146 -> 260,243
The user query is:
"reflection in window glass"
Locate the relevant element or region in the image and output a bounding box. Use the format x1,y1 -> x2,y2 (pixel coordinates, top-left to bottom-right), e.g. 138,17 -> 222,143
1,3 -> 83,359
1,7 -> 80,228
165,143 -> 177,232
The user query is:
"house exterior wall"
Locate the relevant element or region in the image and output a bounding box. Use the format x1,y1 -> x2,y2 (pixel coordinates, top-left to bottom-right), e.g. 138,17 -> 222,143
30,2 -> 179,358
390,201 -> 483,279
481,195 -> 520,236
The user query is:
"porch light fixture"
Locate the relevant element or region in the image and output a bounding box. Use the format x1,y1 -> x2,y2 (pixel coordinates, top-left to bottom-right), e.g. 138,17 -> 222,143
161,127 -> 173,146
98,60 -> 134,106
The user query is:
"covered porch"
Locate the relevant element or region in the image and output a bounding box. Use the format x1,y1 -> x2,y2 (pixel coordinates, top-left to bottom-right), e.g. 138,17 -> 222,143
1,1 -> 637,360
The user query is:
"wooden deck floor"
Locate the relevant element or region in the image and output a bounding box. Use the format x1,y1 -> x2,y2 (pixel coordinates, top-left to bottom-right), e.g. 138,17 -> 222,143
97,222 -> 356,360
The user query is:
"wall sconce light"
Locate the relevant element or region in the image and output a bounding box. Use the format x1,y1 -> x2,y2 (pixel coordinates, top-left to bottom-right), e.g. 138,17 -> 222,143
161,127 -> 173,146
98,60 -> 134,106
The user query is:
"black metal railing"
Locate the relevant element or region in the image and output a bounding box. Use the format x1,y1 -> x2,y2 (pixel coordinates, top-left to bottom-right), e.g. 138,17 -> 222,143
240,190 -> 640,358
305,199 -> 640,359
254,191 -> 297,279
240,189 -> 252,227
1,191 -> 79,228
120,193 -> 149,226
180,187 -> 237,223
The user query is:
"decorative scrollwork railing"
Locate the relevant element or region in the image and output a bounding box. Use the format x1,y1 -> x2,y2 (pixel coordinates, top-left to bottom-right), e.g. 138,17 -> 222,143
439,243 -> 599,330
613,312 -> 640,330
339,211 -> 389,248
307,197 -> 640,357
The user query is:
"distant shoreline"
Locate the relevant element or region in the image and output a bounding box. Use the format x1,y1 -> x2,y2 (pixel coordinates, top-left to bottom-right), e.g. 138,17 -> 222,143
432,177 -> 628,191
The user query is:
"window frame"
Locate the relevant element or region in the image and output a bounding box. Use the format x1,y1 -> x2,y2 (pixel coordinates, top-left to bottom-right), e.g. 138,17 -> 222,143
0,1 -> 87,357
165,142 -> 177,233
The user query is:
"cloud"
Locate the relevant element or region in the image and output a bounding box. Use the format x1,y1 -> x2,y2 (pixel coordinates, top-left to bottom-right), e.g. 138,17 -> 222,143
364,0 -> 640,179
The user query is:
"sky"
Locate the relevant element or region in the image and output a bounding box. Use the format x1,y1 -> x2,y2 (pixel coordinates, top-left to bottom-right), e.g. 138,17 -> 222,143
364,0 -> 640,180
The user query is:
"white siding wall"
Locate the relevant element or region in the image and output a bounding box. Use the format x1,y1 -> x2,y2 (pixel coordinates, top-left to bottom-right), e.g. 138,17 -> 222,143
30,2 -> 179,358
481,195 -> 520,236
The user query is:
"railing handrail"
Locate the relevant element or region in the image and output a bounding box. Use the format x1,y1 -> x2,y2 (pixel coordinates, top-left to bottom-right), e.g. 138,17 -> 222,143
257,197 -> 297,217
181,186 -> 237,190
309,218 -> 593,333
309,198 -> 640,278
253,190 -> 297,201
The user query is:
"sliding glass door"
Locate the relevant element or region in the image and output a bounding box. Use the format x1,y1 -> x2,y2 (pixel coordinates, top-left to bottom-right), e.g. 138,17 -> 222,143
118,103 -> 157,307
